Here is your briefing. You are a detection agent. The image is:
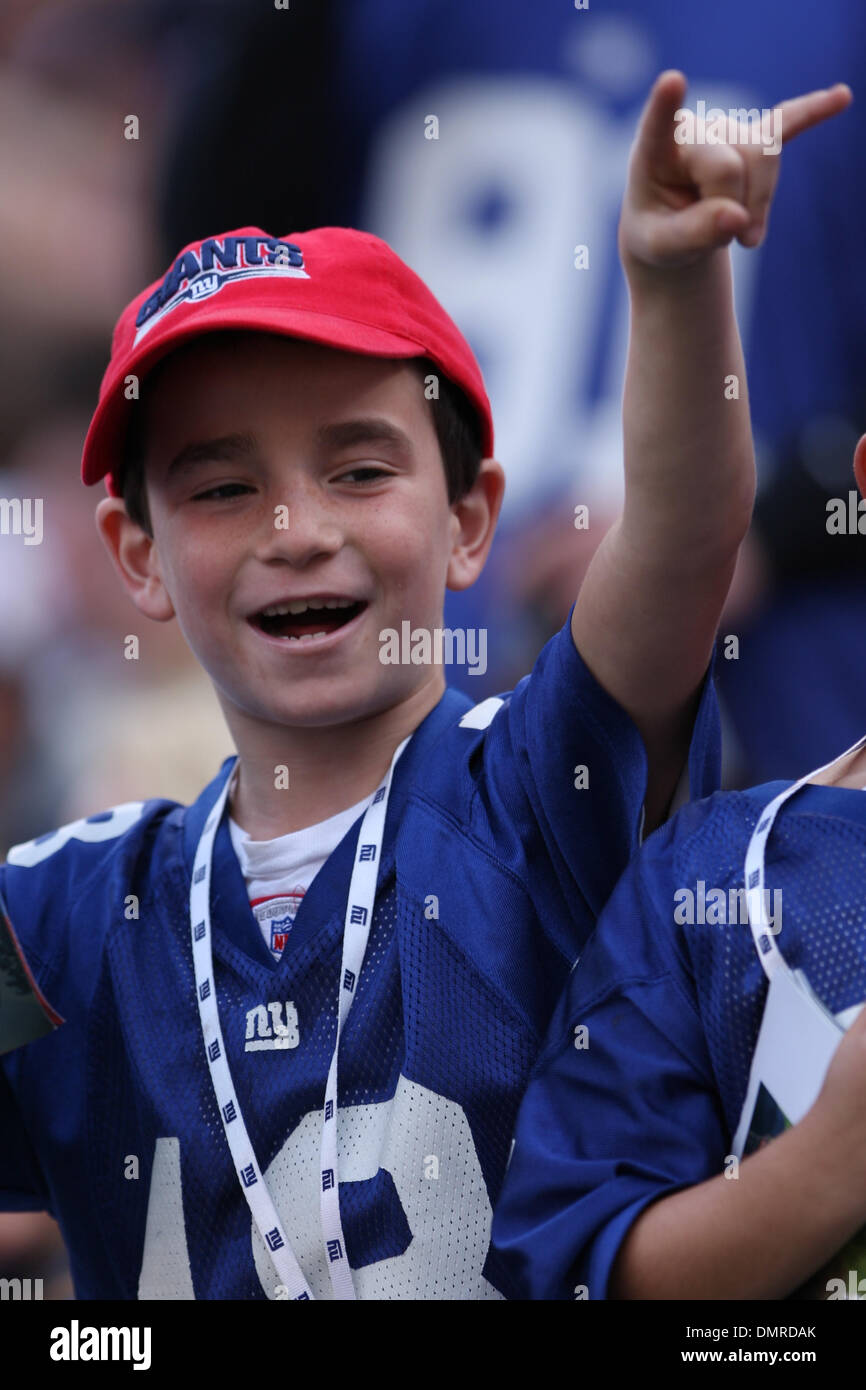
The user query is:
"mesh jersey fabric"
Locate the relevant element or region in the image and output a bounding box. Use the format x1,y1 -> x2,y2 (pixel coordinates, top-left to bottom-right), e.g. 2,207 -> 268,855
0,610 -> 720,1298
491,773 -> 866,1299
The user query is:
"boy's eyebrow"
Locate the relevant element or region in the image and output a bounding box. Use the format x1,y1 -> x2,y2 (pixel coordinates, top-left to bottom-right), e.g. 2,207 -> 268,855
315,417 -> 414,455
166,432 -> 258,478
165,418 -> 413,478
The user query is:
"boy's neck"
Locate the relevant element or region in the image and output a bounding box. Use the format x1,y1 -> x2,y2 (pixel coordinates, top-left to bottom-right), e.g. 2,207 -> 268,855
809,742 -> 866,792
224,676 -> 445,840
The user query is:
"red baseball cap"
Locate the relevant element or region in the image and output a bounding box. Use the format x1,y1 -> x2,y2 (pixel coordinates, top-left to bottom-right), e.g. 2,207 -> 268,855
81,225 -> 494,494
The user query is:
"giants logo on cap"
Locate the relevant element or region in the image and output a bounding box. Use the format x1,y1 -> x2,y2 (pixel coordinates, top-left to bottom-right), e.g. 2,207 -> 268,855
133,235 -> 309,346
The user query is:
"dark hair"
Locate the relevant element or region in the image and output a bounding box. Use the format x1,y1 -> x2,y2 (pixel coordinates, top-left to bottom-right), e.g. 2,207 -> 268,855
116,346 -> 484,536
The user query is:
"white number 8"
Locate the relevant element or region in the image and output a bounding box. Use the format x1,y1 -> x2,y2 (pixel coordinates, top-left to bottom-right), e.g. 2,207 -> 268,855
139,1076 -> 503,1300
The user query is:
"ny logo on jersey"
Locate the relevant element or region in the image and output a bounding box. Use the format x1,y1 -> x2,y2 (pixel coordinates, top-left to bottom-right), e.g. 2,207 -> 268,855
244,1001 -> 300,1052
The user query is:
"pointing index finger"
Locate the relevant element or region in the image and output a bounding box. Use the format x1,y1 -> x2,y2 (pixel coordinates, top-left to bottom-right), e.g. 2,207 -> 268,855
777,83 -> 853,146
634,69 -> 689,167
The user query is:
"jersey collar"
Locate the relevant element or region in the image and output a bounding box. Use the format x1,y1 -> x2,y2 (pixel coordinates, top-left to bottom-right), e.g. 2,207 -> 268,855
181,685 -> 475,966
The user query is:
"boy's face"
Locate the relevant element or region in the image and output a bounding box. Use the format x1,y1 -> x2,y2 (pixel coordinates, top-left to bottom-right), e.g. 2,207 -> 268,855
98,333 -> 501,732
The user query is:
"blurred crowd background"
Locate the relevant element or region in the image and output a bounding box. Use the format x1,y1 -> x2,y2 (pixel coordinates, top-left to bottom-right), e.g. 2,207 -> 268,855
2,0 -> 866,1298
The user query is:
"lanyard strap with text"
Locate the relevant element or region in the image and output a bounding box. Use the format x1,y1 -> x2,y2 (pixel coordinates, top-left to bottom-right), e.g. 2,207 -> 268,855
190,736 -> 411,1300
744,735 -> 866,980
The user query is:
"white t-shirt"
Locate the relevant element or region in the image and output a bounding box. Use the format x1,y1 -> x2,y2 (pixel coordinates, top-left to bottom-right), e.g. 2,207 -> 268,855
229,793 -> 371,959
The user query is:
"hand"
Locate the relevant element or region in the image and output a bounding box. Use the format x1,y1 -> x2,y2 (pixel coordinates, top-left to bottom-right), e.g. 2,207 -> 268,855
619,70 -> 852,273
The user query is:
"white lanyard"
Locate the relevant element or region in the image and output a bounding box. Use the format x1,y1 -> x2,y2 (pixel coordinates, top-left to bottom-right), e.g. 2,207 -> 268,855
190,736 -> 411,1300
734,737 -> 866,1163
744,734 -> 866,979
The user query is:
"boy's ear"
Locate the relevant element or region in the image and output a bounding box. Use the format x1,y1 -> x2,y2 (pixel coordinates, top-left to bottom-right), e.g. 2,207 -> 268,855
446,457 -> 505,592
854,434 -> 866,502
94,496 -> 175,622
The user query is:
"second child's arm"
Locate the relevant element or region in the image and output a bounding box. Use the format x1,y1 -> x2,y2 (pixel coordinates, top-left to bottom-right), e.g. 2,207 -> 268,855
611,1008 -> 866,1299
571,72 -> 852,827
490,810 -> 866,1302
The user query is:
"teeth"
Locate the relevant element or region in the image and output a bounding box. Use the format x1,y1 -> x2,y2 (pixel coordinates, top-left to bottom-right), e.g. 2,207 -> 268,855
286,631 -> 328,643
260,597 -> 356,617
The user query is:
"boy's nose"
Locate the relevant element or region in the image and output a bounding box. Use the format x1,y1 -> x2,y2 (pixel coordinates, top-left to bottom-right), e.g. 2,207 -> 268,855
254,484 -> 345,565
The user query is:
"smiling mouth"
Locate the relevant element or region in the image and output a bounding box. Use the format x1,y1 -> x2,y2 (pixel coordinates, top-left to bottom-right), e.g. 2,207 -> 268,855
250,598 -> 367,642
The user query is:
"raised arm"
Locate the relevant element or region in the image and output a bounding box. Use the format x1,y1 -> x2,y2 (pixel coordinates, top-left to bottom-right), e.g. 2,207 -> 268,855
571,72 -> 852,827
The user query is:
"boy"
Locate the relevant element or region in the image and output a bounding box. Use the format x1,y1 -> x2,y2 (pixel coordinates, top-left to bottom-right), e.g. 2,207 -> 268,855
491,462 -> 866,1303
0,74 -> 847,1300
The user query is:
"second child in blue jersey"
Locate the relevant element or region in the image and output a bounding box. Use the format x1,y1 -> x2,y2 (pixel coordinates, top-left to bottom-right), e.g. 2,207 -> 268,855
0,75 -> 851,1297
492,720 -> 866,1300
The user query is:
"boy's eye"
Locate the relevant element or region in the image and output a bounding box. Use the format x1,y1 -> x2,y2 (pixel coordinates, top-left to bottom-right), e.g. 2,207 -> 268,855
191,482 -> 254,501
337,465 -> 391,484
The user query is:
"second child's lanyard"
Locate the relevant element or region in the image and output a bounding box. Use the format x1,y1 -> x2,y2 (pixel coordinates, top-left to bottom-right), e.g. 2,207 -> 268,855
190,736 -> 411,1301
744,734 -> 866,978
733,735 -> 866,1164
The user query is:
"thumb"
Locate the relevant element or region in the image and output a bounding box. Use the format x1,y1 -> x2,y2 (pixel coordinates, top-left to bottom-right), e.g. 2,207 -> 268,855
631,199 -> 751,266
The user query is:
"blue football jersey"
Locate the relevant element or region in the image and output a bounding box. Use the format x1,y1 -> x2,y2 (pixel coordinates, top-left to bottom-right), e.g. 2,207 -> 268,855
492,774 -> 866,1299
0,615 -> 719,1299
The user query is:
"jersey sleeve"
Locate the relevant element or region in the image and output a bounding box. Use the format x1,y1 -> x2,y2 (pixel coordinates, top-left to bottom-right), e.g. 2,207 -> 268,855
490,811 -> 728,1300
0,799 -> 170,1214
0,1059 -> 50,1211
0,863 -> 53,1209
476,604 -> 720,958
